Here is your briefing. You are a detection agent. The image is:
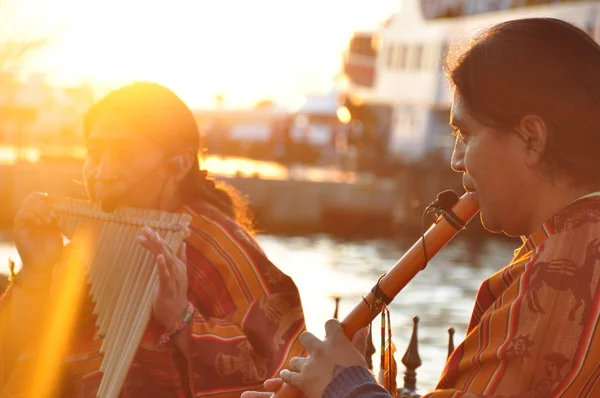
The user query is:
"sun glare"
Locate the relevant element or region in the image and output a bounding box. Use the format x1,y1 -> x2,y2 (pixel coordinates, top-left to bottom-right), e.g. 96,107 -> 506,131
26,241 -> 88,397
18,0 -> 399,109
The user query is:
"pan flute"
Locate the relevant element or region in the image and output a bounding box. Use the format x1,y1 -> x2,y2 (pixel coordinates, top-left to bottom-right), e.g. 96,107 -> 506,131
49,197 -> 192,397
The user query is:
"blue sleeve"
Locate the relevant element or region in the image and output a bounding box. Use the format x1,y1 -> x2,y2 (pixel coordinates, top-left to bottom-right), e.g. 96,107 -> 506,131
323,366 -> 392,398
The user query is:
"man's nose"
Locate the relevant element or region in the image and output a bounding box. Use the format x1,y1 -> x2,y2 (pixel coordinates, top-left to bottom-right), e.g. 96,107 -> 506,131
450,139 -> 465,172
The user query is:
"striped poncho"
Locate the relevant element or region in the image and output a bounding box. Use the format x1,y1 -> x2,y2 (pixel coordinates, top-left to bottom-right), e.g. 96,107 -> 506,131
0,203 -> 306,397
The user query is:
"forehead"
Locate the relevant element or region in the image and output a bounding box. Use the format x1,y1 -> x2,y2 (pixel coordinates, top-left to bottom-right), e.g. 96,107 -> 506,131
87,113 -> 149,146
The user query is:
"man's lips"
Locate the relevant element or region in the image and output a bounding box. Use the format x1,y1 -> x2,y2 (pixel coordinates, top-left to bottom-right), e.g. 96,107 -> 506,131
464,188 -> 478,204
94,184 -> 121,198
94,190 -> 121,202
462,183 -> 478,201
462,178 -> 475,194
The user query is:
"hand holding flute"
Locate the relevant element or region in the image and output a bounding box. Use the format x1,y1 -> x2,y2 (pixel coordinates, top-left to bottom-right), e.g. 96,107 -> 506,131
242,191 -> 479,398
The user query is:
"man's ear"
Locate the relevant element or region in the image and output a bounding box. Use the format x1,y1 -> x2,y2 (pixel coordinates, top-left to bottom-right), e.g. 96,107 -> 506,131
169,148 -> 196,181
518,114 -> 548,165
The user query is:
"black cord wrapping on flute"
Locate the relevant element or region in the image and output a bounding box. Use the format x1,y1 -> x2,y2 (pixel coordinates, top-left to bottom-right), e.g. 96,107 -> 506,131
364,191 -> 463,311
359,190 -> 465,392
420,190 -> 464,270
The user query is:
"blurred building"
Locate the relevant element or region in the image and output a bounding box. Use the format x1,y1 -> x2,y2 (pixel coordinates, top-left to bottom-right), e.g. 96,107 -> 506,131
340,0 -> 600,167
0,73 -> 94,147
194,103 -> 291,162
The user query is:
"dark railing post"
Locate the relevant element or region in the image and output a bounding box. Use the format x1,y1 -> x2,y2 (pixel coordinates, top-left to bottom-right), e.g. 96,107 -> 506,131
447,327 -> 455,359
401,316 -> 422,392
333,296 -> 340,320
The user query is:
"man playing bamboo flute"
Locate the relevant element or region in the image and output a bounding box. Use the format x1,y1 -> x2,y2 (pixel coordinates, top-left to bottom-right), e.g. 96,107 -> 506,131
244,17 -> 600,398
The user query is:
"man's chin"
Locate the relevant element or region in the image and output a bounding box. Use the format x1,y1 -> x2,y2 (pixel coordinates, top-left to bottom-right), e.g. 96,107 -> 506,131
480,214 -> 525,238
480,213 -> 503,234
93,195 -> 123,212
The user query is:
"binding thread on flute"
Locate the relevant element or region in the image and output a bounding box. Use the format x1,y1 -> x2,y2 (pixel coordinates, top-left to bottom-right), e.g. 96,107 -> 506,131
364,275 -> 398,397
420,190 -> 462,270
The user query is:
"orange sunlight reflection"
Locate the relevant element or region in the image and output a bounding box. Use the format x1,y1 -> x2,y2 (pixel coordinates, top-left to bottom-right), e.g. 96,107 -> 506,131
23,0 -> 399,109
26,240 -> 88,397
0,146 -> 362,183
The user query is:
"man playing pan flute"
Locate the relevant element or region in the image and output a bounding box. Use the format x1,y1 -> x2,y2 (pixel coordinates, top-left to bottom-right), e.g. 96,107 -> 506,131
0,82 -> 306,397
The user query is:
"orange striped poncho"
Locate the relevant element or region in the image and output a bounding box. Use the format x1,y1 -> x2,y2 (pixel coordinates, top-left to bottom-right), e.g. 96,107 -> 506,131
0,203 -> 306,397
424,195 -> 600,397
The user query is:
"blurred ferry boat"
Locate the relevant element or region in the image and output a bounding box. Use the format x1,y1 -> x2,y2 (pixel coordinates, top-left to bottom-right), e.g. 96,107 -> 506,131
341,0 -> 600,165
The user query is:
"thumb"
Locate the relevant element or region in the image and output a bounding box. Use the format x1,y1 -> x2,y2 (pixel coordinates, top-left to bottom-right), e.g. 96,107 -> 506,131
351,327 -> 369,354
263,378 -> 284,392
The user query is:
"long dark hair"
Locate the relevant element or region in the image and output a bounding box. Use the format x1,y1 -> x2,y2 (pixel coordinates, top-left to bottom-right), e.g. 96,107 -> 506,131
83,82 -> 255,232
446,18 -> 600,186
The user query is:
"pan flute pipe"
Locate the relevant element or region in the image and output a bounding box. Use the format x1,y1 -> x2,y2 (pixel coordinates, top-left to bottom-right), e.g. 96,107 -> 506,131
49,197 -> 192,398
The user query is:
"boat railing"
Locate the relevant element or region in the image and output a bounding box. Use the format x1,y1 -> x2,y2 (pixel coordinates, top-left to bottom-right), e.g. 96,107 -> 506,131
332,296 -> 455,398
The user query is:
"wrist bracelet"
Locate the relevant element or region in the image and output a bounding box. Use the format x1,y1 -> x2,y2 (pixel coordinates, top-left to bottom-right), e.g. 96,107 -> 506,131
159,301 -> 195,345
8,259 -> 52,294
14,276 -> 52,294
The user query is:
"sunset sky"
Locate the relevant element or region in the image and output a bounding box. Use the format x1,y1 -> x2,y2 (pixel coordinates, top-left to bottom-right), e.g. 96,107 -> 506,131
11,0 -> 400,109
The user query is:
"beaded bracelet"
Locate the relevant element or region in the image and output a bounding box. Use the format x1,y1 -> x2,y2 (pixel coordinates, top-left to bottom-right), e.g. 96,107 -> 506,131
159,301 -> 195,345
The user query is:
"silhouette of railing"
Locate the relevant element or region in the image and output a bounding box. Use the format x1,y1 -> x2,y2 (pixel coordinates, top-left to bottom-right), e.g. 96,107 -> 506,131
332,296 -> 456,398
